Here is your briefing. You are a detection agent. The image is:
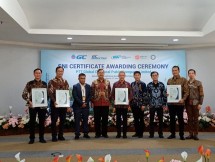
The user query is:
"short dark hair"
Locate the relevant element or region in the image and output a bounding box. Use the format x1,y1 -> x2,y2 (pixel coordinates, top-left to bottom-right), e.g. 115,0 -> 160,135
56,66 -> 64,72
97,69 -> 104,73
172,66 -> 180,71
79,73 -> 86,78
133,71 -> 141,75
188,69 -> 196,74
34,68 -> 42,73
150,71 -> 159,76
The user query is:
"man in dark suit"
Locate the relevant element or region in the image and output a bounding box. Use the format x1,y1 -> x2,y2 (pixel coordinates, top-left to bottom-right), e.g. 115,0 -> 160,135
72,73 -> 91,140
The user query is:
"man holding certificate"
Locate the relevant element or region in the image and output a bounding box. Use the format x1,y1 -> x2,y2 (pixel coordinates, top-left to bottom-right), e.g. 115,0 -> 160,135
48,66 -> 70,142
112,71 -> 132,138
72,73 -> 91,140
22,68 -> 47,144
167,66 -> 189,140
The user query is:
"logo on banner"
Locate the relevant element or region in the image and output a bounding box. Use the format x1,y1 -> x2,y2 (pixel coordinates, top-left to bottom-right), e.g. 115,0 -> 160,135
111,55 -> 131,59
91,55 -> 107,60
150,55 -> 156,60
135,55 -> 147,60
71,55 -> 87,59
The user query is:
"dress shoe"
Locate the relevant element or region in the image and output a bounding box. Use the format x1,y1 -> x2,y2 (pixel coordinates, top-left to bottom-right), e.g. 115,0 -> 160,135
83,134 -> 90,138
149,135 -> 154,138
138,134 -> 143,138
58,136 -> 65,141
95,135 -> 101,138
52,137 -> 58,142
123,135 -> 127,139
159,135 -> 164,138
102,134 -> 109,138
74,136 -> 79,140
193,135 -> 199,140
116,135 -> 121,138
185,135 -> 193,139
39,139 -> 47,143
167,134 -> 176,139
132,134 -> 139,137
28,139 -> 34,144
180,136 -> 185,140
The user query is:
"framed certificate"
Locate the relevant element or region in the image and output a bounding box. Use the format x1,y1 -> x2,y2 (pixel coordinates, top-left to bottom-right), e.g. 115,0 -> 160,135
32,88 -> 48,107
115,88 -> 129,105
167,85 -> 181,103
56,90 -> 70,107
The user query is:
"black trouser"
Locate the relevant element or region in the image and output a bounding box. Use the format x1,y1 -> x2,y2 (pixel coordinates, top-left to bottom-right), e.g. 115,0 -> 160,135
131,106 -> 144,136
94,106 -> 109,136
149,107 -> 163,136
168,105 -> 184,137
74,108 -> 89,136
116,108 -> 128,136
51,107 -> 67,138
29,107 -> 47,140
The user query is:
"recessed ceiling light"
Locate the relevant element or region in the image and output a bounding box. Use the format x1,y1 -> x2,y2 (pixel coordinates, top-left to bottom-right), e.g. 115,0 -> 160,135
121,38 -> 126,41
67,37 -> 73,40
173,38 -> 179,42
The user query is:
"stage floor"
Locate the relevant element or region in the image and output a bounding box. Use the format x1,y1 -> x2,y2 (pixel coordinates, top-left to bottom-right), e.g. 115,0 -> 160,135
0,132 -> 214,162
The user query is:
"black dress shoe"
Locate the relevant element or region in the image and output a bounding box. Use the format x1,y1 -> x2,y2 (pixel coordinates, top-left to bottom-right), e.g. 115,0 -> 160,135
180,136 -> 185,140
185,135 -> 193,139
74,136 -> 79,140
95,135 -> 101,138
167,134 -> 176,139
83,134 -> 90,138
138,135 -> 143,138
52,137 -> 58,142
28,139 -> 34,144
132,134 -> 139,137
58,136 -> 65,141
116,135 -> 121,138
102,134 -> 109,138
149,135 -> 154,138
39,139 -> 47,143
159,135 -> 164,138
123,135 -> 127,139
193,135 -> 199,140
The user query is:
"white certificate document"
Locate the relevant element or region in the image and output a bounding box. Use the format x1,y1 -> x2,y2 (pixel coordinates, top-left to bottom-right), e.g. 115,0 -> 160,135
56,90 -> 70,107
167,85 -> 182,103
32,88 -> 48,107
115,88 -> 129,105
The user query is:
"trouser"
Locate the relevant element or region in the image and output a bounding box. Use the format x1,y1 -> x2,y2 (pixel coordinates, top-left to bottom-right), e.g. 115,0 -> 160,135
51,107 -> 67,138
186,105 -> 199,135
74,108 -> 89,136
131,106 -> 144,136
168,105 -> 184,137
116,108 -> 128,136
149,107 -> 163,136
29,107 -> 47,140
94,106 -> 109,136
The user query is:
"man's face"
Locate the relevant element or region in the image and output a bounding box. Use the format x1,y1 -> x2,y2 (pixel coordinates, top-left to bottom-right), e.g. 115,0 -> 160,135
119,72 -> 125,81
34,70 -> 42,80
56,68 -> 64,78
79,75 -> 86,84
188,71 -> 196,79
97,70 -> 104,79
172,67 -> 180,76
134,73 -> 141,81
151,72 -> 159,81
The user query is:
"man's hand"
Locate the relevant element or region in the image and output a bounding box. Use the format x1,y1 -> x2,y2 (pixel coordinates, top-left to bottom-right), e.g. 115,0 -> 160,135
128,106 -> 131,111
67,107 -> 72,112
197,104 -> 202,110
141,106 -> 145,111
113,108 -> 116,113
82,103 -> 87,108
28,101 -> 33,108
54,102 -> 58,108
179,99 -> 184,104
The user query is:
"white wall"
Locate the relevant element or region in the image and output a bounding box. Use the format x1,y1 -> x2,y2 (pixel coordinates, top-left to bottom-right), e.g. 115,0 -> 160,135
0,44 -> 214,115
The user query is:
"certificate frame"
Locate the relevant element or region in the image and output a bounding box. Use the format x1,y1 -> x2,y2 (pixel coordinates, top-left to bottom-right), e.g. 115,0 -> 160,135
167,85 -> 182,103
56,90 -> 70,107
115,88 -> 129,105
32,88 -> 48,107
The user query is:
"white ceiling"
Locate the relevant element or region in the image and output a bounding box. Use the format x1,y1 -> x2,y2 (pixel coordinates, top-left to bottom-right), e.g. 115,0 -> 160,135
1,0 -> 215,49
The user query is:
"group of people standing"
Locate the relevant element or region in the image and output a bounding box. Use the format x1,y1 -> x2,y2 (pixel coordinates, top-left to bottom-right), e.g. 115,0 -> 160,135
22,65 -> 204,144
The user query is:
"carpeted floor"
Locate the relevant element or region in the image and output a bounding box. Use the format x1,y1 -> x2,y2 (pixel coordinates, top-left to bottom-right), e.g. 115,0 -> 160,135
0,132 -> 214,162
